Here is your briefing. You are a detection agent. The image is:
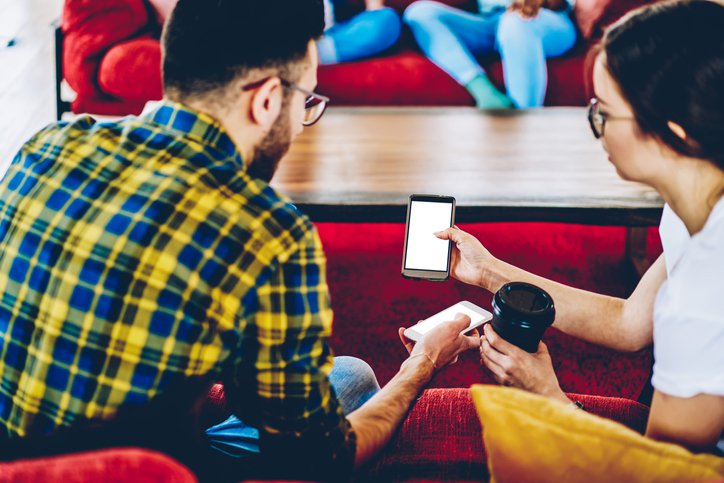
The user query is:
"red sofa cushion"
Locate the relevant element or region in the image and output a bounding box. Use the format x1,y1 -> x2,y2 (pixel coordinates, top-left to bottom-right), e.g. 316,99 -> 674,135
99,36 -> 163,102
62,0 -> 155,113
0,447 -> 196,483
319,50 -> 473,106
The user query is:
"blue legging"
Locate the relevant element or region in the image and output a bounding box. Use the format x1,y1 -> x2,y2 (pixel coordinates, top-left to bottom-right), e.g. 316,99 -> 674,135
403,1 -> 578,108
318,7 -> 402,64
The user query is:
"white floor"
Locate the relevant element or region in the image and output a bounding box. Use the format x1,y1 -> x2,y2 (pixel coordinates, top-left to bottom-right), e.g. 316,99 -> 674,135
0,0 -> 63,176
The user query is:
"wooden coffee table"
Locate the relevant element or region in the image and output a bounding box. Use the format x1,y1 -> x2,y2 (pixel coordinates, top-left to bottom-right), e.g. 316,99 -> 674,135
276,107 -> 663,226
274,107 -> 664,273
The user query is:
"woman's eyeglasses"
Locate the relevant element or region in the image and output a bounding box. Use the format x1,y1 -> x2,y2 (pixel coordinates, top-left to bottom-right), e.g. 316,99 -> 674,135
587,98 -> 634,139
243,77 -> 330,126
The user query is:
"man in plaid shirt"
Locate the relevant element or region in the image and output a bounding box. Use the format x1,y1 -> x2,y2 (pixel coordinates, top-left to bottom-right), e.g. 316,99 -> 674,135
0,0 -> 479,480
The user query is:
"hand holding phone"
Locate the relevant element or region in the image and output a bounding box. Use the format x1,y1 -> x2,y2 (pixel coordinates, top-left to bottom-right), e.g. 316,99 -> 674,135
403,301 -> 492,342
401,194 -> 456,281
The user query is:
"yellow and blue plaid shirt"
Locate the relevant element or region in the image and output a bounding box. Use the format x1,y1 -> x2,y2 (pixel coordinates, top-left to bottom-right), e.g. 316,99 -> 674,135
0,101 -> 354,472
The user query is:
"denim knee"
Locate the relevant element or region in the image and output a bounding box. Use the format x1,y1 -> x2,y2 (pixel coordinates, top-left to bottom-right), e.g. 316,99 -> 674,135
331,356 -> 380,413
496,11 -> 538,47
403,0 -> 447,27
333,356 -> 379,393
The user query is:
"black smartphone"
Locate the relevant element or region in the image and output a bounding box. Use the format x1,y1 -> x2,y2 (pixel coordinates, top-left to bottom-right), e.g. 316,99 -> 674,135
401,194 -> 456,281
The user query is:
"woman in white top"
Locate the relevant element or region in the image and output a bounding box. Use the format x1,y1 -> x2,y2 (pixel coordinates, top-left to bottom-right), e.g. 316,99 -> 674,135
434,0 -> 724,453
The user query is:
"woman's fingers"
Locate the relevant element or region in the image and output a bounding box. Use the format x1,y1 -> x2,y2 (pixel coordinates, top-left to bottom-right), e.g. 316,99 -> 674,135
484,323 -> 518,355
481,348 -> 508,383
481,337 -> 510,371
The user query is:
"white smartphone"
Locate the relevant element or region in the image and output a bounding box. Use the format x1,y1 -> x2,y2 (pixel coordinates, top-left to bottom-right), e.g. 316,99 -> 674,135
401,194 -> 456,281
403,301 -> 493,342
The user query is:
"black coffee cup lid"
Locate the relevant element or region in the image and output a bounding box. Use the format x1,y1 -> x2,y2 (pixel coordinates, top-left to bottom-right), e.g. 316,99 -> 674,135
493,282 -> 555,322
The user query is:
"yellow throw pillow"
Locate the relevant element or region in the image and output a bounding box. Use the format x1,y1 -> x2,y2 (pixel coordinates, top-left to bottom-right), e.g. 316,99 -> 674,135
470,385 -> 724,483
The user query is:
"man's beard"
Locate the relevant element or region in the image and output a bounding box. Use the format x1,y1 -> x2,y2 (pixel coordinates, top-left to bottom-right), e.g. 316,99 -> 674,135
246,107 -> 292,184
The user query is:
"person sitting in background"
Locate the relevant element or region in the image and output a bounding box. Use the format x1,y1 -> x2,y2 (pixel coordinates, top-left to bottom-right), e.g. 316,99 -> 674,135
148,0 -> 402,66
403,0 -> 578,109
435,0 -> 724,454
318,0 -> 402,64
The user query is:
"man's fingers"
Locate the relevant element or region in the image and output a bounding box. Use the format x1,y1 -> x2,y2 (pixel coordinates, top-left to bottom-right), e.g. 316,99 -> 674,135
398,327 -> 414,354
451,313 -> 472,331
463,333 -> 482,351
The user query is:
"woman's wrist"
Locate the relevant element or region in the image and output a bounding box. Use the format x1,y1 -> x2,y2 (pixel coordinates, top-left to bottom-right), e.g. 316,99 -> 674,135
478,257 -> 509,293
545,387 -> 571,405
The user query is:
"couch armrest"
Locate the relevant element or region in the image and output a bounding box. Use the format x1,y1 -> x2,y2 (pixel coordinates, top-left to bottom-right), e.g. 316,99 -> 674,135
0,447 -> 196,482
359,387 -> 650,482
62,0 -> 153,102
99,37 -> 163,102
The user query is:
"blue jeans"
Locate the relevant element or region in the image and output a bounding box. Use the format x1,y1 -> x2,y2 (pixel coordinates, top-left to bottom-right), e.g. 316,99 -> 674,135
205,356 -> 380,458
403,1 -> 578,108
318,7 -> 402,64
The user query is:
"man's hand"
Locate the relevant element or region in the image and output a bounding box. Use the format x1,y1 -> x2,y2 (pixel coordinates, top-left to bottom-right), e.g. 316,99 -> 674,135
366,0 -> 385,10
480,324 -> 569,403
349,315 -> 480,468
435,227 -> 495,289
398,314 -> 481,372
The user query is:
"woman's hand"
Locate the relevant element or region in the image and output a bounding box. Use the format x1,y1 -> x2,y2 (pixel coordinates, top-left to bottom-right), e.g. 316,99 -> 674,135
435,227 -> 495,289
480,324 -> 570,403
366,0 -> 385,10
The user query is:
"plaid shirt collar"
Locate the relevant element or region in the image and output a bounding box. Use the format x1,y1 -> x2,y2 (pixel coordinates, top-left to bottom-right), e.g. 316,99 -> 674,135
143,99 -> 245,168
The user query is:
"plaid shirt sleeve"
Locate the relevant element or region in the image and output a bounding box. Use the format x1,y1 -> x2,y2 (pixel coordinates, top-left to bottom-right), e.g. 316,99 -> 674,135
224,223 -> 356,479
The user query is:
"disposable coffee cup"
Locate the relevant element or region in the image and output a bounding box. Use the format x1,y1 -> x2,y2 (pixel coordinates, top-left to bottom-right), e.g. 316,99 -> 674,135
490,282 -> 555,353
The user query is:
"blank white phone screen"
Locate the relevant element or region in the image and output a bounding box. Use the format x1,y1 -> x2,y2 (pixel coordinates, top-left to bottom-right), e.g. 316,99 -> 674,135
405,200 -> 453,271
414,303 -> 486,335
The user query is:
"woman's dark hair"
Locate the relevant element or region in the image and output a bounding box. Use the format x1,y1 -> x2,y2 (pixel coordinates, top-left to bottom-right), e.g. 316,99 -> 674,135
602,0 -> 724,170
162,0 -> 325,99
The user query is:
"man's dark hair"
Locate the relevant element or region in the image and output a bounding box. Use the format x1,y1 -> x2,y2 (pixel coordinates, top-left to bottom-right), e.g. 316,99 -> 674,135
162,0 -> 325,100
603,0 -> 724,170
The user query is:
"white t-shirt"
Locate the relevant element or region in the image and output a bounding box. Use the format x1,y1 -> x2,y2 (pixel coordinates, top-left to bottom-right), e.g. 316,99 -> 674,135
653,200 -> 724,453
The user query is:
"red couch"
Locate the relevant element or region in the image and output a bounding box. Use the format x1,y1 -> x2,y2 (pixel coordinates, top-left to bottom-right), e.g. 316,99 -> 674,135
59,0 -> 650,116
1,384 -> 651,482
1,222 -> 662,481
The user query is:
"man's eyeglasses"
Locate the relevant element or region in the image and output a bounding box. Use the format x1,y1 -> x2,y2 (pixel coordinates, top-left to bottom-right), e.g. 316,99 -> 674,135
587,98 -> 634,139
243,77 -> 330,126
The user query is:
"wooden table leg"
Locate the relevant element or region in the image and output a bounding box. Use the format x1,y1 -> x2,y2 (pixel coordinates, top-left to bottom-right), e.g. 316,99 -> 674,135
626,227 -> 651,278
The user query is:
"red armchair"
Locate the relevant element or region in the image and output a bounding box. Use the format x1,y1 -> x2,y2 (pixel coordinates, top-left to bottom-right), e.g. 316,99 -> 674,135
58,0 -> 652,118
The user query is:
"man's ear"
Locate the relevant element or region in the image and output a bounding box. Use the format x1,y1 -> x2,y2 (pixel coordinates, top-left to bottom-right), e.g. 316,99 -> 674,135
248,77 -> 283,129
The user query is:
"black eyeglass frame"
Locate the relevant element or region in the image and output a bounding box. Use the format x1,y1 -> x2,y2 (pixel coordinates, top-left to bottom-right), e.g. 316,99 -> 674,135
587,98 -> 635,139
242,77 -> 330,126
